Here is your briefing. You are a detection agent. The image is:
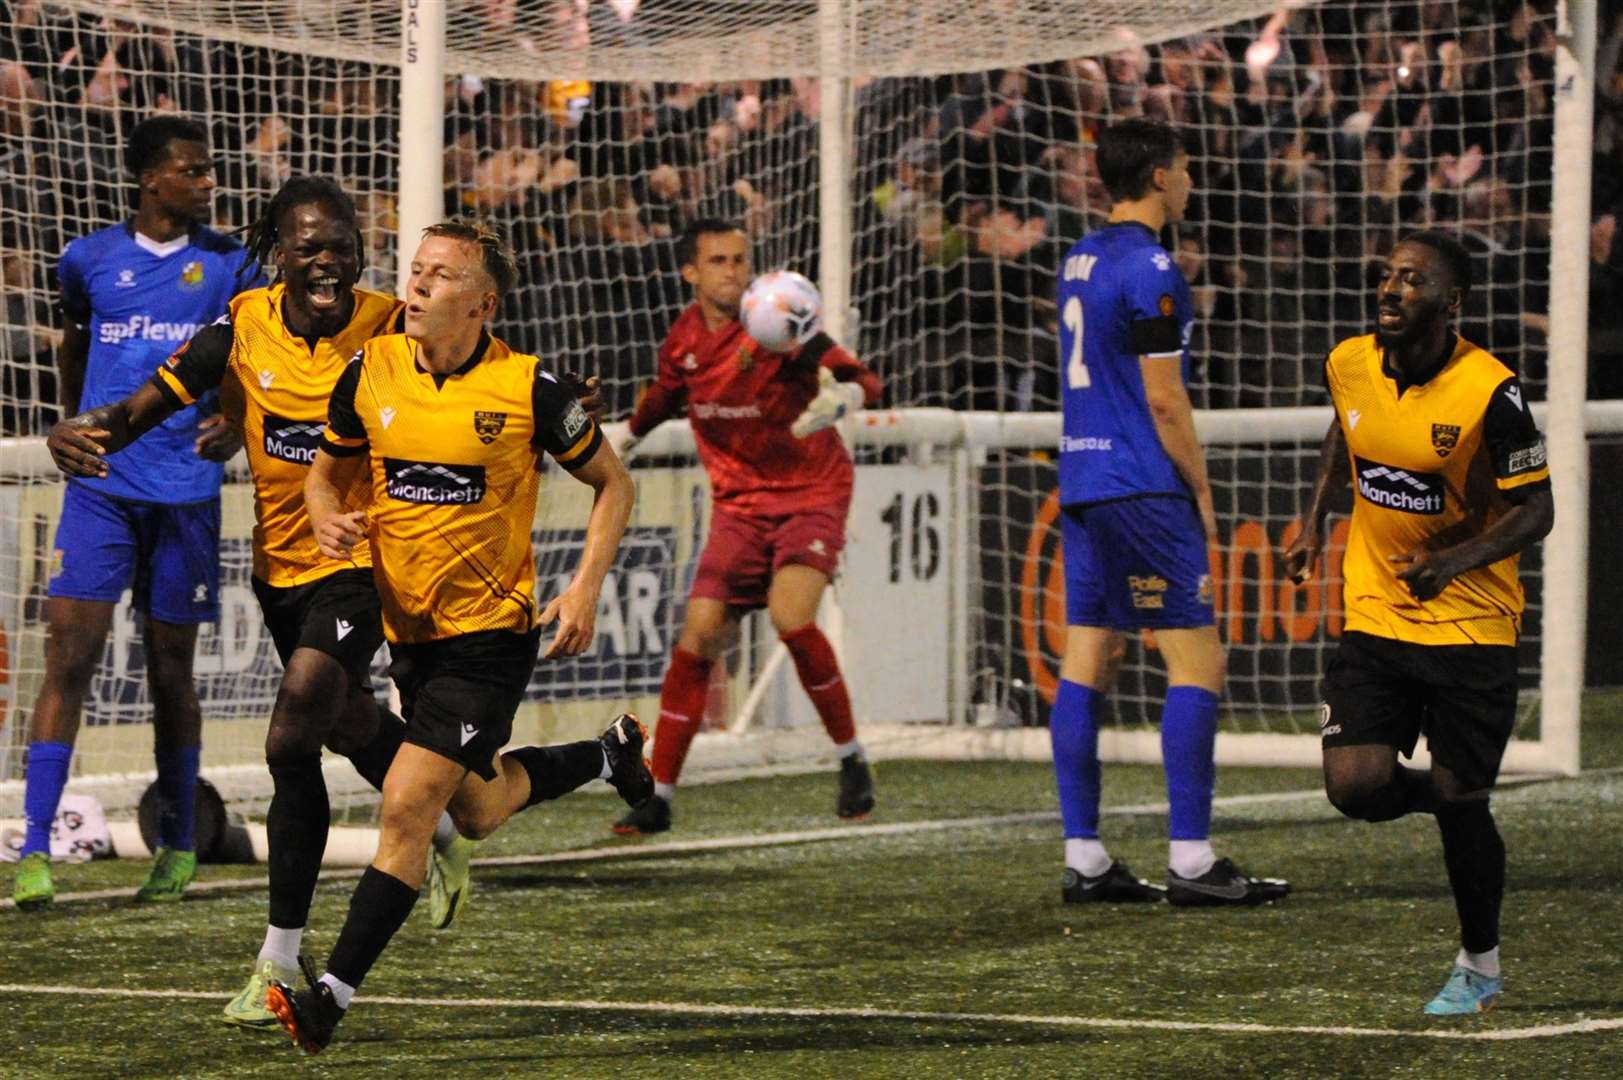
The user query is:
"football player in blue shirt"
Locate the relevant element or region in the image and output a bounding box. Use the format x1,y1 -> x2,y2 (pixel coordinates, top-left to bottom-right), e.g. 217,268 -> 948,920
12,115 -> 261,910
1051,118 -> 1288,907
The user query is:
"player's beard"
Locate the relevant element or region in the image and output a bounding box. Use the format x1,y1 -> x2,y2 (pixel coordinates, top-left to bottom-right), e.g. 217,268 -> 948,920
1374,301 -> 1439,351
1373,322 -> 1406,349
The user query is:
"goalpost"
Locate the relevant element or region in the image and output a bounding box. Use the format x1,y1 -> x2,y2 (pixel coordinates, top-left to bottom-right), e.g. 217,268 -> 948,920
0,0 -> 1600,831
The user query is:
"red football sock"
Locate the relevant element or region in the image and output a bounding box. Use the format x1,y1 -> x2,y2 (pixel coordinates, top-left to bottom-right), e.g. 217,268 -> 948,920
781,624 -> 856,745
651,646 -> 713,786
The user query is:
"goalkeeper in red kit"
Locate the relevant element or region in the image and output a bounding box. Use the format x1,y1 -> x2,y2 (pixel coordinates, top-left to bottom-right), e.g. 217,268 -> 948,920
609,219 -> 883,834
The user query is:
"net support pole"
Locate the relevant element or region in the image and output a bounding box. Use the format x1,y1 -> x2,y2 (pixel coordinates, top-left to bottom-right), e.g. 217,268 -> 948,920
817,0 -> 853,672
397,0 -> 445,296
817,0 -> 851,343
1541,0 -> 1594,777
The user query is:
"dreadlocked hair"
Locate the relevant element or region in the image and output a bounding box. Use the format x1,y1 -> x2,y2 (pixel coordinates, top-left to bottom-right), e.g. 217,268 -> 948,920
236,176 -> 361,287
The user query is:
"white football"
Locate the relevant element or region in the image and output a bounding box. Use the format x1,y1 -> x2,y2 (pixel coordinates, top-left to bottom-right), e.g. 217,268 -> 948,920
741,270 -> 823,353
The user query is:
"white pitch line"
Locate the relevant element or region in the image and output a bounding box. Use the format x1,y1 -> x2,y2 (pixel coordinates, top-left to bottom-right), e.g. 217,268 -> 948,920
0,787 -> 1338,910
9,770 -> 1603,911
0,983 -> 1618,1043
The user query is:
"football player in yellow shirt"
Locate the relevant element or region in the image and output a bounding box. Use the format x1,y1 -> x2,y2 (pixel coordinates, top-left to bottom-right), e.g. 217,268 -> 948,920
1285,231 -> 1553,1016
43,181 -> 630,1028
267,220 -> 636,1053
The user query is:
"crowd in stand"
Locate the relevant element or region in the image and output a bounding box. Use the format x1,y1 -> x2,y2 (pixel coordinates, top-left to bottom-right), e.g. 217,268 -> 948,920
3,0 -> 1622,429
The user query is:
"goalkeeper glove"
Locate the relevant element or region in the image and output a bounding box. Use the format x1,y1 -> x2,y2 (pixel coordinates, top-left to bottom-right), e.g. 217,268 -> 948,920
607,424 -> 641,462
791,367 -> 865,439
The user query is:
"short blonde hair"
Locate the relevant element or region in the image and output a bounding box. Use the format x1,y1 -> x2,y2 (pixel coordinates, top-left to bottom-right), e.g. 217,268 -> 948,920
422,218 -> 518,298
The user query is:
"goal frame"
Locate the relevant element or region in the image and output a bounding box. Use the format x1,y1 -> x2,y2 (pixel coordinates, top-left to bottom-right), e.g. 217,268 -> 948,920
387,0 -> 1594,778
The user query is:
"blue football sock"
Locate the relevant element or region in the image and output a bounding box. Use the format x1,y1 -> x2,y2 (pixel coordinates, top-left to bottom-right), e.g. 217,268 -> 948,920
1161,686 -> 1219,841
1051,680 -> 1104,838
154,745 -> 201,853
22,742 -> 74,857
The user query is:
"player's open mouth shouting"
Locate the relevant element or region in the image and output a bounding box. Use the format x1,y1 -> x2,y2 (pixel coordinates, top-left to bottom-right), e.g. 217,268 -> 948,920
309,274 -> 342,307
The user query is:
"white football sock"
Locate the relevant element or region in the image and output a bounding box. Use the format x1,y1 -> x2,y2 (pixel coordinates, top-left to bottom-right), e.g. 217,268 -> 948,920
431,812 -> 457,854
1168,840 -> 1216,880
1065,837 -> 1112,878
1458,946 -> 1501,978
258,925 -> 302,971
318,973 -> 356,1010
833,739 -> 863,760
653,781 -> 677,802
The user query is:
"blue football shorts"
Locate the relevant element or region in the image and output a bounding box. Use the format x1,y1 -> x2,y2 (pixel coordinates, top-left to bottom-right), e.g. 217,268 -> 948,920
1062,496 -> 1215,631
48,482 -> 222,624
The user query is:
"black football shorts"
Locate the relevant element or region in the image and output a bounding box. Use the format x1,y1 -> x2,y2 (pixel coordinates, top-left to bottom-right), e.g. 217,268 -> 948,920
386,628 -> 541,781
252,568 -> 386,681
1320,630 -> 1519,791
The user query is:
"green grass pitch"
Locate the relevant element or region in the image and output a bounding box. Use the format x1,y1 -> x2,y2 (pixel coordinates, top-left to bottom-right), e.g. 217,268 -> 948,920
6,693 -> 1623,1078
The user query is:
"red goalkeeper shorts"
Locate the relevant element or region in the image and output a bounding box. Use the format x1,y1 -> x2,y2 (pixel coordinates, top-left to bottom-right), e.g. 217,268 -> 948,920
690,503 -> 848,609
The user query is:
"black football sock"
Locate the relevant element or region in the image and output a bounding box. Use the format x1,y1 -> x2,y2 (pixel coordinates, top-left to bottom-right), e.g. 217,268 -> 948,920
1360,765 -> 1439,822
503,741 -> 605,808
1436,799 -> 1505,955
1398,766 -> 1440,816
344,704 -> 407,792
325,866 -> 420,993
265,753 -> 330,930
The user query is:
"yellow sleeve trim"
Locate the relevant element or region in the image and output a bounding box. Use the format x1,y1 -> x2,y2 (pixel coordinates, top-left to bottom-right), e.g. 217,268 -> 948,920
322,428 -> 368,450
553,424 -> 599,465
156,366 -> 196,407
1497,467 -> 1550,491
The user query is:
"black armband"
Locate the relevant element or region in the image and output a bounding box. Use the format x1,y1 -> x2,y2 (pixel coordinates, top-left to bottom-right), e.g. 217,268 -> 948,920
1131,315 -> 1182,357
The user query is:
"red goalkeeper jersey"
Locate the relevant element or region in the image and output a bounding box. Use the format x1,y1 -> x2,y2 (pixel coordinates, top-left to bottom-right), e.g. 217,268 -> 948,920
627,303 -> 882,514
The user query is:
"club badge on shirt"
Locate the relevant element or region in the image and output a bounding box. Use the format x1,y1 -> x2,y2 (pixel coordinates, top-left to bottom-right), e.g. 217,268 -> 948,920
474,410 -> 508,444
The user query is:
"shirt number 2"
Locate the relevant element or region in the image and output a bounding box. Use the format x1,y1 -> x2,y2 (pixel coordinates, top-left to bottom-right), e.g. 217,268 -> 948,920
1063,296 -> 1090,389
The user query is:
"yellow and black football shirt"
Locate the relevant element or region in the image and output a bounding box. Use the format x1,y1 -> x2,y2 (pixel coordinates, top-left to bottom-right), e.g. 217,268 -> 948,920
321,331 -> 602,644
152,282 -> 403,587
1326,333 -> 1551,647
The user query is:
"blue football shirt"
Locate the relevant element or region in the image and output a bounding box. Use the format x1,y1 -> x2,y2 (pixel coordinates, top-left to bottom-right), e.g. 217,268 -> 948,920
58,223 -> 261,503
1056,221 -> 1195,507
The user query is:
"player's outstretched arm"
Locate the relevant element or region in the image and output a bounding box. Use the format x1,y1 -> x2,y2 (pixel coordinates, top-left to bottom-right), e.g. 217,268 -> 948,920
1139,354 -> 1217,539
46,381 -> 179,479
304,448 -> 370,562
1284,416 -> 1351,585
615,337 -> 697,461
540,442 -> 634,659
50,319 -> 241,477
613,380 -> 683,462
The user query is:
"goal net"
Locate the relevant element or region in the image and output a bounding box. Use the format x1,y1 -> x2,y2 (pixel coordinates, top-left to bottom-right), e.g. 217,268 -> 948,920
0,0 -> 1595,828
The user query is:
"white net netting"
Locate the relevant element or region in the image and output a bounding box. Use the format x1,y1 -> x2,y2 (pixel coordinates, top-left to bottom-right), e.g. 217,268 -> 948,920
17,0 -> 1299,81
0,0 -> 1578,815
